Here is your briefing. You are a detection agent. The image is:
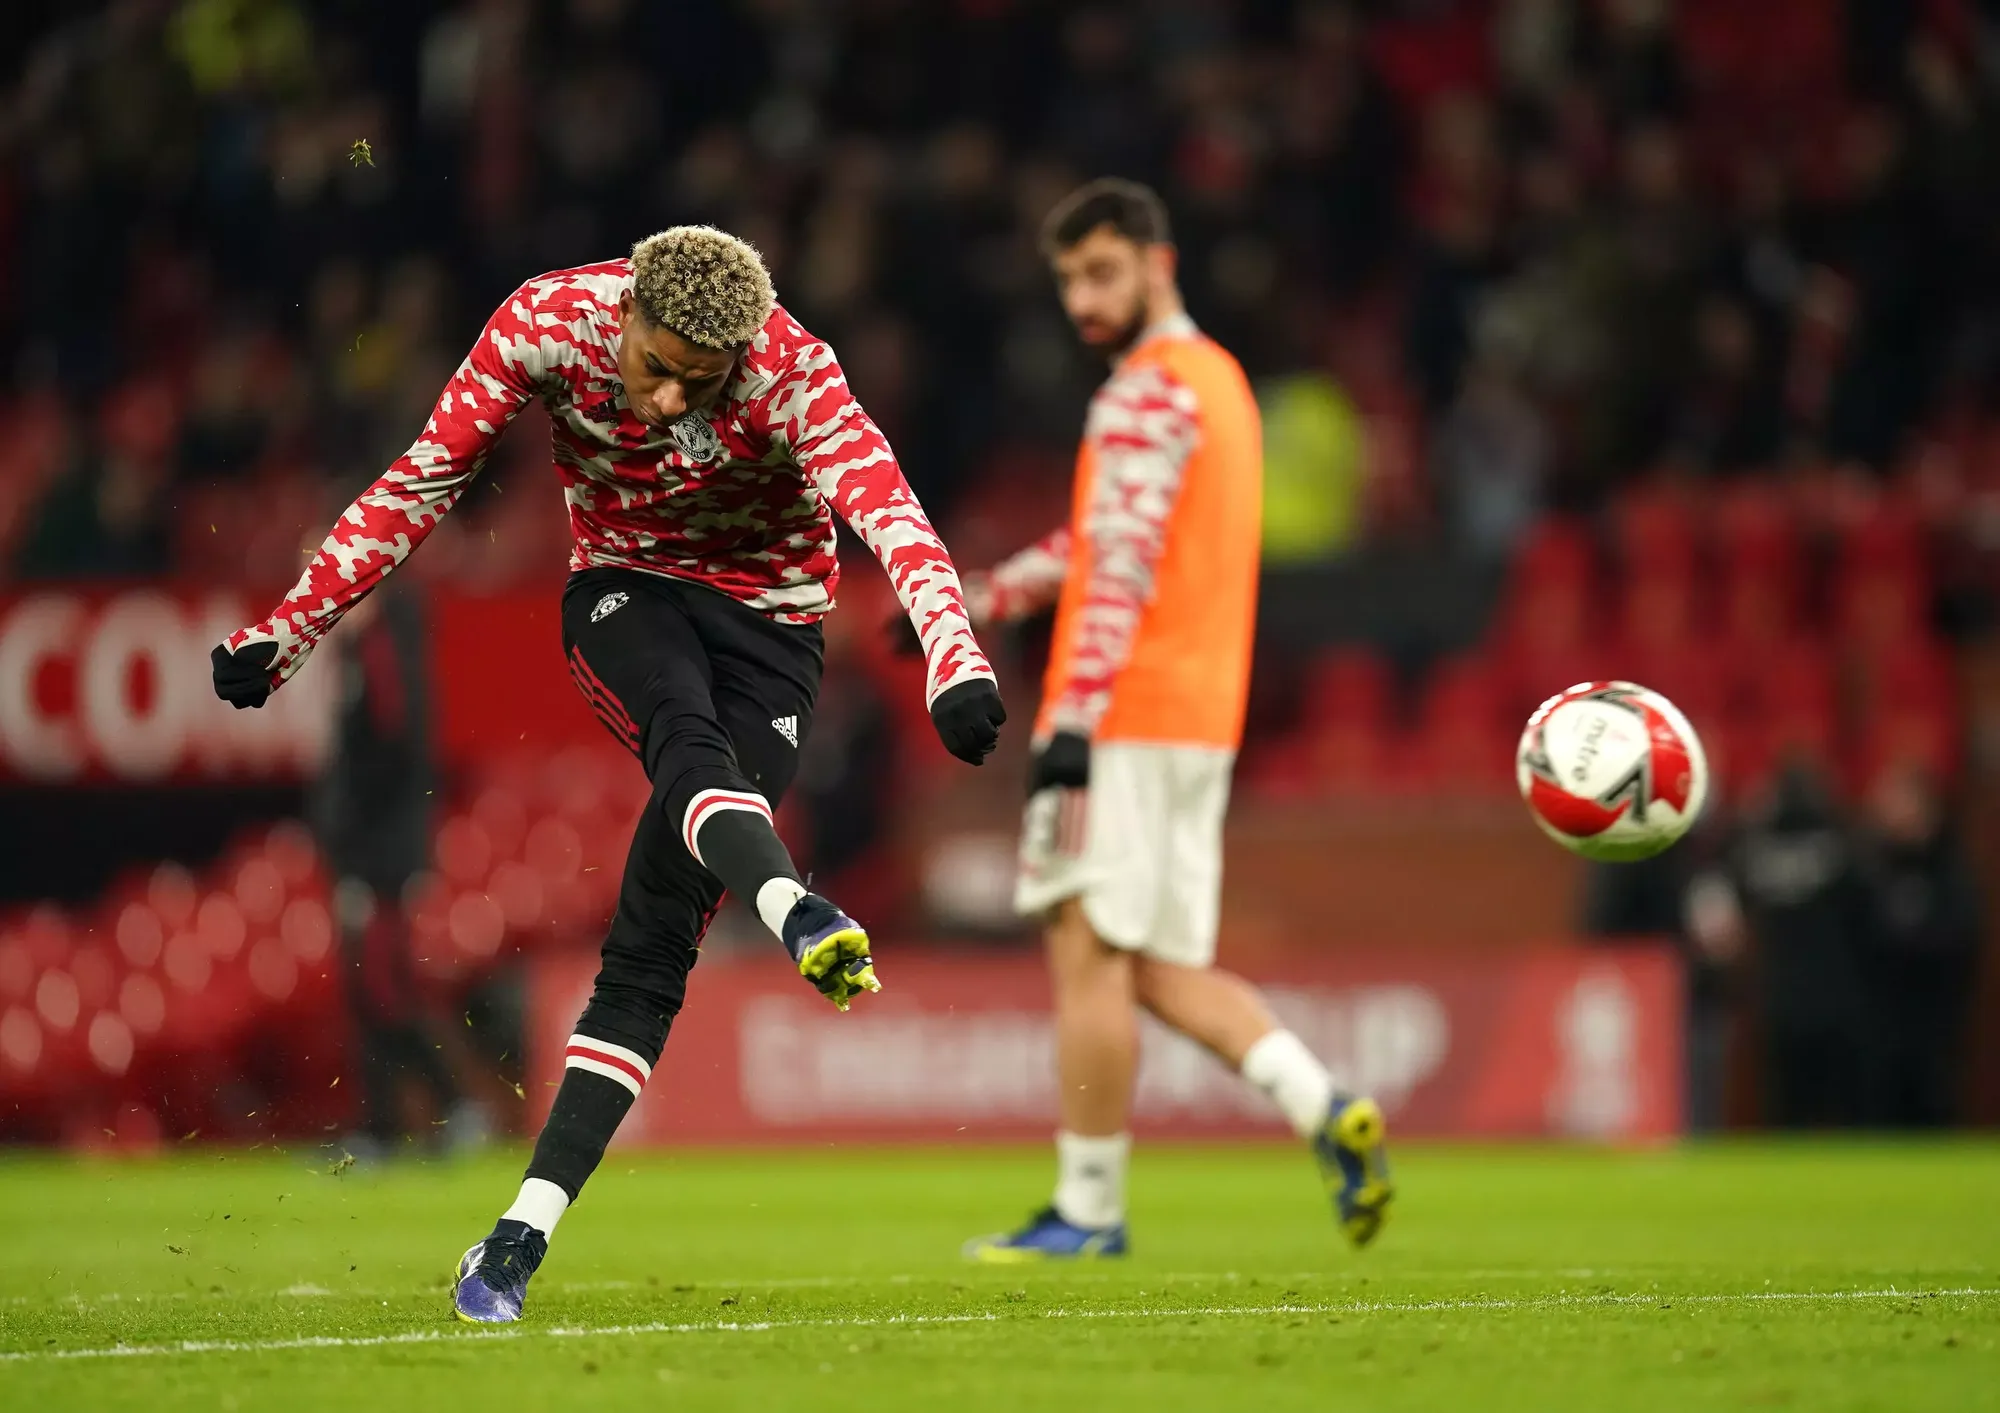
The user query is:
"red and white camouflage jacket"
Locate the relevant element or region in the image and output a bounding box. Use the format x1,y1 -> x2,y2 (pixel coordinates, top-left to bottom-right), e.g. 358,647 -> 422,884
225,259 -> 991,706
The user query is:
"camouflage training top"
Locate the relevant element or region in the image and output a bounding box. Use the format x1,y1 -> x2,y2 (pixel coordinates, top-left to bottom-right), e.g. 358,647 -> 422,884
226,259 -> 990,706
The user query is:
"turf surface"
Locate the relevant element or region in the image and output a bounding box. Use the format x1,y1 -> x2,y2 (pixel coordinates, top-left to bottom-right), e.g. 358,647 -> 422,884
0,1140 -> 1994,1410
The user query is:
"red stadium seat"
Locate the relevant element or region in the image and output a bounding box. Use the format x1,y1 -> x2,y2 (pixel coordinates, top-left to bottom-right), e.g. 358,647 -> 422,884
1300,648 -> 1394,731
472,786 -> 530,864
84,1010 -> 136,1082
0,929 -> 34,1006
197,892 -> 248,963
1851,706 -> 1960,787
117,972 -> 168,1042
1848,640 -> 1960,790
70,945 -> 116,1013
1613,488 -> 1702,580
525,816 -> 584,884
261,820 -> 323,889
1715,481 -> 1806,579
488,861 -> 546,932
33,966 -> 81,1036
434,814 -> 495,888
1835,564 -> 1931,653
1291,648 -> 1395,795
1510,518 -> 1598,595
232,856 -> 288,928
1491,520 -> 1608,718
247,936 -> 301,1008
1618,567 -> 1706,664
147,864 -> 200,933
1720,566 -> 1804,652
1238,736 -> 1318,802
279,895 -> 334,967
1304,722 -> 1394,797
448,889 -> 507,962
1409,655 -> 1514,796
1735,637 -> 1838,721
21,907 -> 73,970
1836,499 -> 1926,577
114,900 -> 167,971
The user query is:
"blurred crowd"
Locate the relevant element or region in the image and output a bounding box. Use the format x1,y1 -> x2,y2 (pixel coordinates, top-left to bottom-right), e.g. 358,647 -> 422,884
5,0 -> 2000,582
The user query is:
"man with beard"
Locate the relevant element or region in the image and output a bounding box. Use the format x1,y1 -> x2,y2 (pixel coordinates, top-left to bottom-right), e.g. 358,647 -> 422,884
961,181 -> 1391,1259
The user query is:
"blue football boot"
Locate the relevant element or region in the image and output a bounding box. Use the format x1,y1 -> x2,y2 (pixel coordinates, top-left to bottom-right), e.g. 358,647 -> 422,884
1315,1094 -> 1393,1247
963,1206 -> 1129,1263
453,1218 -> 547,1323
782,893 -> 880,1011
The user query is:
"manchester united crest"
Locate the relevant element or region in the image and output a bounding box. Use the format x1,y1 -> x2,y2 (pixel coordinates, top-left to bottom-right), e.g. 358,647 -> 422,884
669,414 -> 721,463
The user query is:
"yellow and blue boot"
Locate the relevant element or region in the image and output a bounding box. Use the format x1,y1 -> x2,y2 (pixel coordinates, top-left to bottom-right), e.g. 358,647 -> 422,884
1315,1094 -> 1393,1247
782,893 -> 880,1011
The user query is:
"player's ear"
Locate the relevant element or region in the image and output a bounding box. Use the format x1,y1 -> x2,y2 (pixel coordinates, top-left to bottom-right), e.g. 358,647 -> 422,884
1149,242 -> 1178,289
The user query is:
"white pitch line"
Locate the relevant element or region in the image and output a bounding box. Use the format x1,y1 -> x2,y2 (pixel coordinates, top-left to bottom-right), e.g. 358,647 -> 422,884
0,1267 -> 1667,1306
2,1287 -> 1993,1365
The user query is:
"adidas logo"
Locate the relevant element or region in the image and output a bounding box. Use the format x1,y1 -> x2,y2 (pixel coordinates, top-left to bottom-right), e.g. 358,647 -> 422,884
771,715 -> 799,747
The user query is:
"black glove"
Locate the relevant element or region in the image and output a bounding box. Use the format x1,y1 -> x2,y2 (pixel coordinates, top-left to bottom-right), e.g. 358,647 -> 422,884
930,679 -> 1006,765
1029,730 -> 1091,792
211,640 -> 281,710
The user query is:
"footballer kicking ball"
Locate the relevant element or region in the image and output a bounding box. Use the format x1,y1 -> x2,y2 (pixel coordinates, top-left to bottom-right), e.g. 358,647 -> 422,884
1516,681 -> 1710,862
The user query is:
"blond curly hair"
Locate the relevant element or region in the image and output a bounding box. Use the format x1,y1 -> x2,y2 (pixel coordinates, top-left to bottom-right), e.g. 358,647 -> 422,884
629,226 -> 776,350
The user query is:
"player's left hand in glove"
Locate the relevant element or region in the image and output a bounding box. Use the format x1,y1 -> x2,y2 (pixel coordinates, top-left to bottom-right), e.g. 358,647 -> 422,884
930,678 -> 1007,765
211,639 -> 283,710
1029,730 -> 1091,792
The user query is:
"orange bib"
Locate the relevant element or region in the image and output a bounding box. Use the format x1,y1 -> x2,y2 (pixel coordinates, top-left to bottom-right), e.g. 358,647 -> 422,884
1039,329 -> 1263,748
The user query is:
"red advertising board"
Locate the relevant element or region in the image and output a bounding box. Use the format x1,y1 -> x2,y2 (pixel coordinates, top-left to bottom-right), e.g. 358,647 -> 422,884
526,945 -> 1684,1143
0,588 -> 333,782
0,587 -> 597,783
428,591 -> 601,764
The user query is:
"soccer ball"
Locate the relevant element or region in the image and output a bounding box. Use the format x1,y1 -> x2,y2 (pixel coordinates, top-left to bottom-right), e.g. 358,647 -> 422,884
1516,681 -> 1709,862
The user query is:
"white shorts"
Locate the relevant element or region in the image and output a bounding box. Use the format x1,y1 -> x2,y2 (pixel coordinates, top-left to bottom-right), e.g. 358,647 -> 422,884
1013,741 -> 1234,968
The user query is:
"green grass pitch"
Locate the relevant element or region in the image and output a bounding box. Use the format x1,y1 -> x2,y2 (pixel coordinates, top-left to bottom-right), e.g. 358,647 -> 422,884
1,1140 -> 1994,1410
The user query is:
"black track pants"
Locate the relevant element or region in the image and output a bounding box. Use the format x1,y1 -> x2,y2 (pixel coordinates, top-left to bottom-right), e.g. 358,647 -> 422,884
556,568 -> 822,1067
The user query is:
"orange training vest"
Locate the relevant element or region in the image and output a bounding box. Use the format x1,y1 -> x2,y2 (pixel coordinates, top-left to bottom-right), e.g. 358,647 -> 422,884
1039,325 -> 1263,749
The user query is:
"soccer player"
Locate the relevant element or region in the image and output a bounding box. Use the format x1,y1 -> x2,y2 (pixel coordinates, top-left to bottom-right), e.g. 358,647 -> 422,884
210,227 -> 1007,1320
963,181 -> 1392,1260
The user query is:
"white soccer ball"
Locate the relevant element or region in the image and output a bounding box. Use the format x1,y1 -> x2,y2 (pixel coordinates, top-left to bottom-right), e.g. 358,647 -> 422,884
1516,681 -> 1710,862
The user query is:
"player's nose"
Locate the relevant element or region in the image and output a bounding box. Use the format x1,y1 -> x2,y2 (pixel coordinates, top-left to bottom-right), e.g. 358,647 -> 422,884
649,383 -> 687,423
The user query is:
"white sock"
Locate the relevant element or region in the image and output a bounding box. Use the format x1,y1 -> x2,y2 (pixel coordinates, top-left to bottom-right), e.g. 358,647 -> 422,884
755,877 -> 808,940
1051,1131 -> 1130,1229
501,1176 -> 571,1238
1241,1029 -> 1337,1139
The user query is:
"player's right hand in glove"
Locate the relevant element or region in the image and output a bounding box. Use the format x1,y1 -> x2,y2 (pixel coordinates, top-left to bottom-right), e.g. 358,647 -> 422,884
929,678 -> 1007,765
211,639 -> 283,710
1029,730 -> 1091,792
